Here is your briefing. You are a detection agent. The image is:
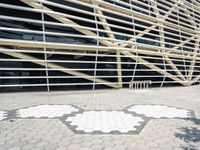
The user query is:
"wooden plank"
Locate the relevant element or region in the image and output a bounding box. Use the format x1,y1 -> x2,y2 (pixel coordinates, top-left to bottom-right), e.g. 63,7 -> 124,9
121,51 -> 188,86
0,38 -> 199,60
9,0 -> 199,86
119,2 -> 178,48
149,0 -> 186,82
1,50 -> 119,88
190,75 -> 200,85
94,3 -> 122,88
164,56 -> 186,81
180,3 -> 200,83
20,0 -> 115,47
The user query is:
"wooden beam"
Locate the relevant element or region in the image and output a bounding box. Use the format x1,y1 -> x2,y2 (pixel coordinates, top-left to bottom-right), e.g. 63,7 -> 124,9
20,0 -> 115,47
94,3 -> 115,39
149,0 -> 186,82
179,3 -> 200,84
121,51 -> 188,86
9,0 -> 199,87
120,0 -> 190,83
187,40 -> 200,83
116,51 -> 122,88
0,38 -> 199,60
190,74 -> 200,85
0,50 -> 119,88
164,56 -> 186,81
94,2 -> 122,88
79,0 -> 198,36
119,1 -> 178,48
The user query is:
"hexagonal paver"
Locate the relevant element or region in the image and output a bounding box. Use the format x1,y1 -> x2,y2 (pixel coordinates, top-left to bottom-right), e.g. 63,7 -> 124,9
127,105 -> 194,118
65,111 -> 146,134
0,111 -> 7,121
16,105 -> 79,118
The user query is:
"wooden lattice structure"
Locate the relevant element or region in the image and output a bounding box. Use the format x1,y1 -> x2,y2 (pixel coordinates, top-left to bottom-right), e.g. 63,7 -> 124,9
0,0 -> 200,92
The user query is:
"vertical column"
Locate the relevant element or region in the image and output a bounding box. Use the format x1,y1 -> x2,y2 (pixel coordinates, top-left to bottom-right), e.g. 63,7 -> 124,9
151,0 -> 165,87
113,2 -> 122,88
187,1 -> 199,84
161,53 -> 167,87
41,9 -> 50,91
93,2 -> 99,90
177,7 -> 187,82
116,50 -> 122,88
129,0 -> 138,84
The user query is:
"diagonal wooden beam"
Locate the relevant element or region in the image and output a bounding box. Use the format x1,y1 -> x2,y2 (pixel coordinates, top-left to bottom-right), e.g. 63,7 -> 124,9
94,3 -> 115,39
77,0 -> 181,50
20,0 -> 114,47
78,0 -> 197,56
93,2 -> 122,88
178,2 -> 200,83
33,0 -> 196,60
120,0 -> 196,58
164,56 -> 186,81
159,4 -> 198,54
4,0 -> 121,88
18,0 -> 198,86
119,0 -> 188,84
190,74 -> 200,85
187,42 -> 199,82
170,36 -> 196,52
121,51 -> 187,86
0,49 -> 119,88
149,0 -> 186,82
119,0 -> 179,48
120,0 -> 192,82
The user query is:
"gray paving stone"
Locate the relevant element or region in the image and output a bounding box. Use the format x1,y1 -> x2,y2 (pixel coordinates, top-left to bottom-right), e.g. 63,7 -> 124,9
43,144 -> 59,150
132,145 -> 150,150
172,148 -> 183,150
58,140 -> 72,147
0,139 -> 6,145
145,142 -> 158,148
0,86 -> 199,150
90,144 -> 103,150
125,142 -> 136,148
0,144 -> 15,150
110,139 -> 124,145
28,148 -> 44,150
35,141 -> 49,147
102,147 -> 117,150
81,141 -> 93,147
90,139 -> 103,144
112,145 -> 127,150
21,144 -> 35,150
158,144 -> 173,150
27,138 -> 41,145
55,147 -> 67,150
8,147 -> 21,150
67,144 -> 82,150
101,141 -> 114,147
80,148 -> 93,150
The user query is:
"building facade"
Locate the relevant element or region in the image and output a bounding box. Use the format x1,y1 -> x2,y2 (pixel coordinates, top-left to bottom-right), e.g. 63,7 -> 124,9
0,0 -> 200,92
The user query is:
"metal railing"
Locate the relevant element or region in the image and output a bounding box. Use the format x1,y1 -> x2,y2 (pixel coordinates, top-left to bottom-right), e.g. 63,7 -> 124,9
129,80 -> 152,90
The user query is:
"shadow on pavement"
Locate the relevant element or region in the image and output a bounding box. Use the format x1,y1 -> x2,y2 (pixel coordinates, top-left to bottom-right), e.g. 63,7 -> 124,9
175,119 -> 200,150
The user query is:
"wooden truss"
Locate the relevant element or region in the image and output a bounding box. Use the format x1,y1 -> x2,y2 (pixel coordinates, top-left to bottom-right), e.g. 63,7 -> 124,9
0,0 -> 200,88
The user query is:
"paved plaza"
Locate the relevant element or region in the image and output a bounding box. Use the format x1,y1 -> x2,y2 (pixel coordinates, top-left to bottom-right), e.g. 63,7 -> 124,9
0,85 -> 200,150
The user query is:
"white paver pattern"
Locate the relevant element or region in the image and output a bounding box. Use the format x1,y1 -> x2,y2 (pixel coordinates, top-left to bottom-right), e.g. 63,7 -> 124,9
0,86 -> 200,150
128,105 -> 192,118
17,105 -> 79,118
0,111 -> 6,121
66,111 -> 144,133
